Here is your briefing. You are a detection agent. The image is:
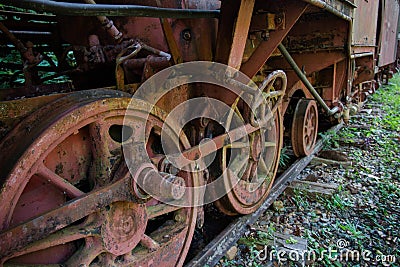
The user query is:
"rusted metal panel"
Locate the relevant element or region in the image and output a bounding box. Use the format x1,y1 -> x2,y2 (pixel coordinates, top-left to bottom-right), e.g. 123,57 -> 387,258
227,0 -> 255,70
352,0 -> 379,47
320,0 -> 355,12
350,0 -> 377,85
283,12 -> 349,53
378,0 -> 400,67
214,0 -> 257,69
302,0 -> 354,20
240,0 -> 308,78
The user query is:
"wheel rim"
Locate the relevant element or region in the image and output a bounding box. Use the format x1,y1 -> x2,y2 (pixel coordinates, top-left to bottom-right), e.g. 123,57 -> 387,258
291,99 -> 318,157
0,89 -> 196,266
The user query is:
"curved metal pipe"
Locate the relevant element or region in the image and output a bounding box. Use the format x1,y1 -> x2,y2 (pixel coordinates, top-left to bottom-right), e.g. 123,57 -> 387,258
278,43 -> 339,116
1,0 -> 220,18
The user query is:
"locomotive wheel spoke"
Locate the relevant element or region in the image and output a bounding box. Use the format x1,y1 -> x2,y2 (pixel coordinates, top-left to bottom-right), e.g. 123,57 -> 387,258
305,125 -> 315,132
147,203 -> 183,219
242,161 -> 256,182
223,146 -> 248,177
88,119 -> 120,186
65,238 -> 105,266
264,141 -> 276,147
0,177 -> 130,259
140,234 -> 161,251
95,253 -> 117,266
37,162 -> 84,198
2,218 -> 101,262
224,141 -> 248,149
258,157 -> 269,173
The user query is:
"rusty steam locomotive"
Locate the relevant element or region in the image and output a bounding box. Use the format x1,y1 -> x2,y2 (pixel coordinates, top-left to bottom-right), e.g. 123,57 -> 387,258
0,0 -> 399,266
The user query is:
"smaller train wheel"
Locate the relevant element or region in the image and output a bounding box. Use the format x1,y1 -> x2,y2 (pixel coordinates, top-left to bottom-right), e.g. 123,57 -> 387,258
0,89 -> 196,267
214,71 -> 285,215
291,99 -> 318,157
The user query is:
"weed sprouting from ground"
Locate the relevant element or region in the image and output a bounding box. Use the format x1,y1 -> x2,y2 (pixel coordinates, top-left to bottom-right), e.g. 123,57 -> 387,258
279,146 -> 291,168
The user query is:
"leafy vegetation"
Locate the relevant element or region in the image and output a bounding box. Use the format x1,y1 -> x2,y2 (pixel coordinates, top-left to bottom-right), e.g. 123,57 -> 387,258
279,146 -> 291,168
319,129 -> 340,149
0,5 -> 73,89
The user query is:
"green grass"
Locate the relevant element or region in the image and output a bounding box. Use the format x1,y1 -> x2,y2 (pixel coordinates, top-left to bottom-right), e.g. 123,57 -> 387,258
279,146 -> 291,168
370,75 -> 400,131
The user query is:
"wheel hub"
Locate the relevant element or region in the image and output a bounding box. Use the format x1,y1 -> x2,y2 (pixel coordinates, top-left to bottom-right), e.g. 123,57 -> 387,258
101,201 -> 147,255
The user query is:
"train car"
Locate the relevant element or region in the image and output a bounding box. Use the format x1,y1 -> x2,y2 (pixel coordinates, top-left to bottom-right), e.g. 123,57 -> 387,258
0,0 -> 398,266
351,0 -> 400,100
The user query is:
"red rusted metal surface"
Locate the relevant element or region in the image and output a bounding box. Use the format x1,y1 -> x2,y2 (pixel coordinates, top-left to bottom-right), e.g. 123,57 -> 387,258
377,0 -> 400,67
0,90 -> 197,266
225,0 -> 255,70
1,0 -> 400,265
352,54 -> 375,85
240,0 -> 308,78
291,99 -> 318,157
319,59 -> 348,106
215,108 -> 283,215
352,0 -> 379,49
269,51 -> 347,95
212,71 -> 285,215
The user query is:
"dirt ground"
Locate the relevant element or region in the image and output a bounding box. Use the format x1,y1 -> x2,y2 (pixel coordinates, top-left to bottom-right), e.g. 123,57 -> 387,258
217,75 -> 400,267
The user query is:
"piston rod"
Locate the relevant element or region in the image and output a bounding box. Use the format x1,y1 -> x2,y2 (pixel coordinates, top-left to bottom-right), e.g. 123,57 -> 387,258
278,43 -> 339,116
1,0 -> 220,18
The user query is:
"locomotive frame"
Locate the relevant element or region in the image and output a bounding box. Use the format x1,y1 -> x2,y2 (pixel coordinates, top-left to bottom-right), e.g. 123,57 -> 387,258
0,0 -> 399,266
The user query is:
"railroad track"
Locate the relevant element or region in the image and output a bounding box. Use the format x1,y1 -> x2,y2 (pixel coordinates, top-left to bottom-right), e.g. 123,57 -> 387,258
187,123 -> 343,267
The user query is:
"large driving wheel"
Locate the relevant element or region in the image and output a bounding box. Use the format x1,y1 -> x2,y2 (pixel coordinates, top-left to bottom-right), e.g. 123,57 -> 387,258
0,89 -> 196,266
214,71 -> 285,215
291,99 -> 318,157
